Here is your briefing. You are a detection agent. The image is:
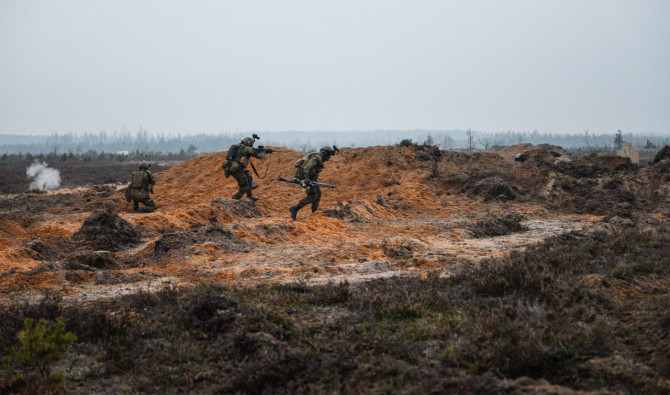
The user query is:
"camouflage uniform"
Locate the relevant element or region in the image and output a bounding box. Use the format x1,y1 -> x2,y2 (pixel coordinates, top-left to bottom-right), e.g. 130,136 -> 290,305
227,137 -> 265,201
289,146 -> 335,219
126,161 -> 156,213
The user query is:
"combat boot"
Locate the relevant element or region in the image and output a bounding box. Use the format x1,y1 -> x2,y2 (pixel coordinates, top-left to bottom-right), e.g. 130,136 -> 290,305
289,205 -> 300,220
249,196 -> 259,201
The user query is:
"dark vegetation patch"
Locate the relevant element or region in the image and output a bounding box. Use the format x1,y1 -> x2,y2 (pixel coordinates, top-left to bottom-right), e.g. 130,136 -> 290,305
23,240 -> 62,261
253,224 -> 290,242
434,147 -> 667,216
555,154 -> 635,178
653,144 -> 670,163
323,201 -> 361,222
0,160 -> 174,194
549,175 -> 639,216
0,188 -> 122,228
469,212 -> 527,237
152,224 -> 251,258
513,148 -> 561,164
381,241 -> 416,260
3,223 -> 668,393
468,176 -> 518,201
437,151 -> 531,201
72,210 -> 141,251
323,200 -> 370,222
210,198 -> 261,218
0,194 -> 81,228
0,193 -> 79,213
535,143 -> 569,156
413,144 -> 442,163
62,251 -> 119,271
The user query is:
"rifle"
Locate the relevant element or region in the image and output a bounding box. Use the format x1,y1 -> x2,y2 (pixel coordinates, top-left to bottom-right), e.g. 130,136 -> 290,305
251,133 -> 283,154
254,146 -> 283,154
278,177 -> 337,188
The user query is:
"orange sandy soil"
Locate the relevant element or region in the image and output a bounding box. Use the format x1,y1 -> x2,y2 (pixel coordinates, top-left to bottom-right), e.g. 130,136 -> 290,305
0,146 -> 602,303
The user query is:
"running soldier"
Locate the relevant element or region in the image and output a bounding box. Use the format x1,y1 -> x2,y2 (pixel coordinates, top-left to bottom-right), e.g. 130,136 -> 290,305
289,146 -> 337,220
222,136 -> 265,201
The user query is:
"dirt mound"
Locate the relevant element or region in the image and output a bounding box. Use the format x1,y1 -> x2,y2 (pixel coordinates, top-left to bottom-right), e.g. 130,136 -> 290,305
63,250 -> 119,270
548,176 -> 638,216
494,143 -> 568,161
210,198 -> 261,219
152,224 -> 251,258
556,154 -> 635,178
381,240 -> 419,260
494,143 -> 534,159
72,210 -> 141,251
323,199 -> 382,222
23,240 -> 62,261
513,149 -> 561,164
469,212 -> 527,238
148,146 -> 448,217
469,177 -> 518,202
653,145 -> 670,163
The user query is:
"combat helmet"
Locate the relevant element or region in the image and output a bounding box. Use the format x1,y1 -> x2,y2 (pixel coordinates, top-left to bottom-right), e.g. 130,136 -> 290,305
138,160 -> 150,170
242,137 -> 255,147
320,146 -> 338,157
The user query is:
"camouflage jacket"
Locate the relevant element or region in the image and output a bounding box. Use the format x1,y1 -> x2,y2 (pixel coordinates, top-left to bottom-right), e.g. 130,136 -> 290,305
302,152 -> 326,181
128,170 -> 155,199
232,145 -> 265,170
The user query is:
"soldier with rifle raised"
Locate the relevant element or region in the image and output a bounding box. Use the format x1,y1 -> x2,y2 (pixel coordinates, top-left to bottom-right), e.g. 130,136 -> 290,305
282,146 -> 338,220
222,134 -> 277,201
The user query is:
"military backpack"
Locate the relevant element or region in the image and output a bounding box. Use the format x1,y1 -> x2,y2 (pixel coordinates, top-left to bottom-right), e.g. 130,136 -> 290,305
294,152 -> 319,179
222,144 -> 242,178
131,170 -> 146,188
226,144 -> 240,161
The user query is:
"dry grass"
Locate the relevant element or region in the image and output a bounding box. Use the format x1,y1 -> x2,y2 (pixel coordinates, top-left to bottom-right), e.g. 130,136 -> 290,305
2,222 -> 669,393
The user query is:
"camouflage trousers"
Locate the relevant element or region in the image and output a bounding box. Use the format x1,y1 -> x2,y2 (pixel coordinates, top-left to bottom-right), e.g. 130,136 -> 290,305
132,197 -> 156,213
296,185 -> 321,212
231,169 -> 254,199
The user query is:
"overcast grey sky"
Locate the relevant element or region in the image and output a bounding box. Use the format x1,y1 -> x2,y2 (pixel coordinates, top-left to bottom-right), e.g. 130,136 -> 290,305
1,0 -> 669,136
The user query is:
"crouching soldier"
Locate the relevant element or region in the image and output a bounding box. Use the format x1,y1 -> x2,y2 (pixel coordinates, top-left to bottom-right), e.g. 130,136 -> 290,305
125,160 -> 156,213
289,146 -> 337,220
222,136 -> 265,201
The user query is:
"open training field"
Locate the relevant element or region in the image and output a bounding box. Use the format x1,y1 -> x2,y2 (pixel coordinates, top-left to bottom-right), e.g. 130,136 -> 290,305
1,143 -> 669,393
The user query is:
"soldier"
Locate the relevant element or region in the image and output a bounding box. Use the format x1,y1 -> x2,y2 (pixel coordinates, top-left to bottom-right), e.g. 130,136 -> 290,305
289,146 -> 337,220
222,136 -> 265,201
125,160 -> 156,213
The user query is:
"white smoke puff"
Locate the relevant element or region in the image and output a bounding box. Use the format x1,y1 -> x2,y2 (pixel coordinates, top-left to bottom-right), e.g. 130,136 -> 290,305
26,161 -> 61,192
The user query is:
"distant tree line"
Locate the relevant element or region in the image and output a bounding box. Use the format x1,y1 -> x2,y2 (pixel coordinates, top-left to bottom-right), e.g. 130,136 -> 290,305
1,129 -> 667,155
0,147 -> 198,163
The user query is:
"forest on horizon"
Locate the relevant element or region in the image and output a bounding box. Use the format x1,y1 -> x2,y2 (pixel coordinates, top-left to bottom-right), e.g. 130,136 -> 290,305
1,129 -> 668,155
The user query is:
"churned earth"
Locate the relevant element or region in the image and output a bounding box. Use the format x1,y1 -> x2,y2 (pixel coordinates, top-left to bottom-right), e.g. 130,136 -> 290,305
1,144 -> 668,304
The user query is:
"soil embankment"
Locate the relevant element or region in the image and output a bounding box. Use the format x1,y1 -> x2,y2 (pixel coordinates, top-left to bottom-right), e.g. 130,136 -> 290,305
1,144 -> 668,302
